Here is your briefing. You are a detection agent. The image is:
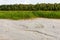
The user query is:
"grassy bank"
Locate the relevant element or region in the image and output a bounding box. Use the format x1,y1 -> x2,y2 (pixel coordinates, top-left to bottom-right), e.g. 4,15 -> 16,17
0,11 -> 60,19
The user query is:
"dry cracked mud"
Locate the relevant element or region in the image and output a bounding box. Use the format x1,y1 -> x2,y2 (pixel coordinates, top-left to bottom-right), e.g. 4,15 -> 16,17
0,18 -> 60,40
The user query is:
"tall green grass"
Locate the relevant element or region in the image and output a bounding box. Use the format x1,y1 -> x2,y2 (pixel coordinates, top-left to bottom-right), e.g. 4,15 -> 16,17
33,11 -> 60,19
0,11 -> 60,20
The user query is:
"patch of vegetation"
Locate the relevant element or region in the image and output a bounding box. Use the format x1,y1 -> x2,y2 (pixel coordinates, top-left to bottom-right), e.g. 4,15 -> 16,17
0,3 -> 60,11
0,11 -> 60,20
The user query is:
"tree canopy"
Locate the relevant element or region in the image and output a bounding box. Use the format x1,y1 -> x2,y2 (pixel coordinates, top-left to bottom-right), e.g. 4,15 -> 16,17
0,3 -> 60,11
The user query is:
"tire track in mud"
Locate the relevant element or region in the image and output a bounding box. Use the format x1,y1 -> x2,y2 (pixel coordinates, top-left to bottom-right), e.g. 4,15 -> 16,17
15,24 -> 58,39
25,30 -> 57,38
14,25 -> 58,39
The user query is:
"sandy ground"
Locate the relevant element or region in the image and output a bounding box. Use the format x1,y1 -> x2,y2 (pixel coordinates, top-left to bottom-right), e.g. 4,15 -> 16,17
0,18 -> 60,40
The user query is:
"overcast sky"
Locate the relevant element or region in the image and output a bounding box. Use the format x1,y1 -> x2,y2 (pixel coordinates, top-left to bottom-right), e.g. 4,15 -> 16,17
0,0 -> 60,5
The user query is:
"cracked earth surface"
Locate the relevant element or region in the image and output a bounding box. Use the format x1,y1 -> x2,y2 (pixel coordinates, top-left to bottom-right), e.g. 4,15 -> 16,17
0,18 -> 60,40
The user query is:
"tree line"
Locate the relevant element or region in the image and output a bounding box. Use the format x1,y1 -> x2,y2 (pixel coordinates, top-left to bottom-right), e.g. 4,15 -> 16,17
0,3 -> 60,11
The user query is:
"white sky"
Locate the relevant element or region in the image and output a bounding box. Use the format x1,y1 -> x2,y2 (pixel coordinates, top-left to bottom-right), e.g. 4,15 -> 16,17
0,0 -> 60,5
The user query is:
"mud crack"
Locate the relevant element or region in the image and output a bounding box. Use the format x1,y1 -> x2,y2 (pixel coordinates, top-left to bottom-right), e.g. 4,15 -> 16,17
25,30 -> 57,38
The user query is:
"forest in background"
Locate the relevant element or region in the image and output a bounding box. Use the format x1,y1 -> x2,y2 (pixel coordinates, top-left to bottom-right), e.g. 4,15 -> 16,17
0,3 -> 60,11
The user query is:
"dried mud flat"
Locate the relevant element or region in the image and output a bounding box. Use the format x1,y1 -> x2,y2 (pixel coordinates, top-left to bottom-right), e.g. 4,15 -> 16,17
0,18 -> 60,40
